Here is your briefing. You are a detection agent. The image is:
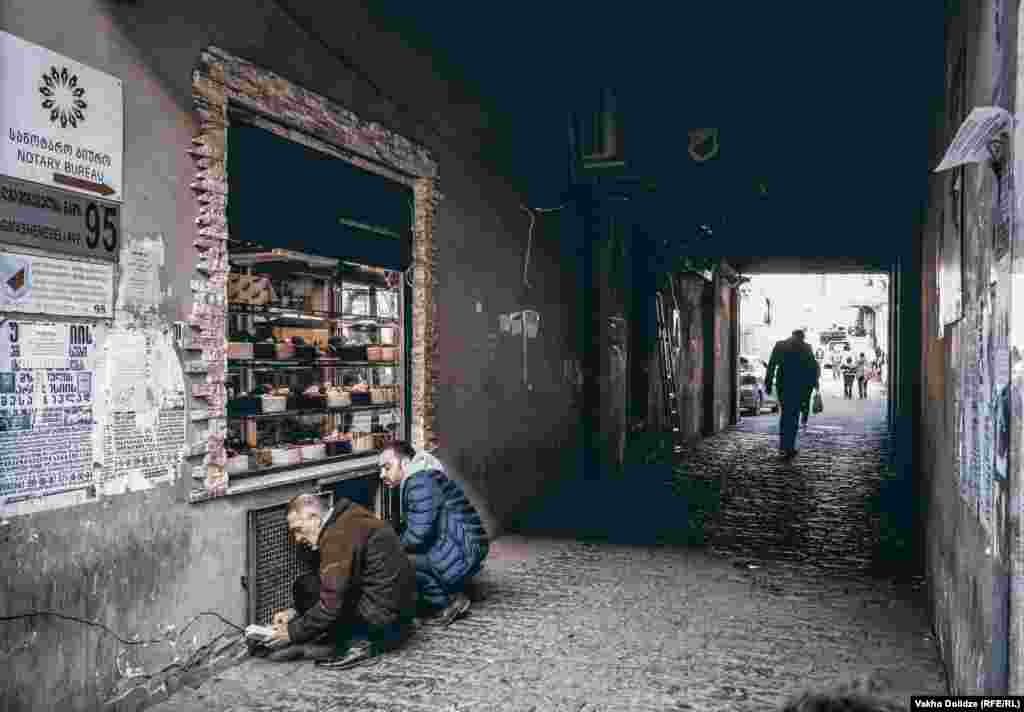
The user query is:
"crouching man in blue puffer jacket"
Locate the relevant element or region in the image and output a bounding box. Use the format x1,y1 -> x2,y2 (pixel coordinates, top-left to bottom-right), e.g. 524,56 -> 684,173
378,441 -> 489,627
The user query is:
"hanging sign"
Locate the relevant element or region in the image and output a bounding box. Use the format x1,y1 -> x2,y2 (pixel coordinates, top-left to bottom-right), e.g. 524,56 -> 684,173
0,30 -> 123,199
0,175 -> 119,260
688,128 -> 720,162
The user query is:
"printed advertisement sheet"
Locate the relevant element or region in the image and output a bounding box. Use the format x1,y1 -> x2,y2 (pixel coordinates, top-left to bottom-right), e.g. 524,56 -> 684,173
100,329 -> 185,484
0,247 -> 114,318
0,320 -> 101,500
935,106 -> 1013,173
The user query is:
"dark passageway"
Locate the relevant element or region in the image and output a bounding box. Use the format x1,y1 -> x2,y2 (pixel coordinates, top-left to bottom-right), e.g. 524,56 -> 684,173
515,360 -> 913,581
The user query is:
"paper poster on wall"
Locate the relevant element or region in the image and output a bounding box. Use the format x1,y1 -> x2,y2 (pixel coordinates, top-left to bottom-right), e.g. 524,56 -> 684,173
116,234 -> 164,314
0,320 -> 102,501
934,106 -> 1013,173
939,172 -> 964,333
0,247 -> 113,318
99,328 -> 185,486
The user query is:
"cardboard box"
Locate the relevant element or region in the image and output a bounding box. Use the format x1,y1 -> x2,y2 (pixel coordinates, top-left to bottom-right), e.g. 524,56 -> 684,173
228,274 -> 276,305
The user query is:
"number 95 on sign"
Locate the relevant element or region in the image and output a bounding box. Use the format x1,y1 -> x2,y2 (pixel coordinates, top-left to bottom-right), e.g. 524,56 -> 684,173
82,202 -> 117,252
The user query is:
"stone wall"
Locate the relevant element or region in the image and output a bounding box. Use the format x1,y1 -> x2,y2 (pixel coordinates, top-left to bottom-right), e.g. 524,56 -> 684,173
920,0 -> 1016,693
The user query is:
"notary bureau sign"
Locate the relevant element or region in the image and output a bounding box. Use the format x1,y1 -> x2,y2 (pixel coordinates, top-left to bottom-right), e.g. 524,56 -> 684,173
0,175 -> 119,260
0,30 -> 123,200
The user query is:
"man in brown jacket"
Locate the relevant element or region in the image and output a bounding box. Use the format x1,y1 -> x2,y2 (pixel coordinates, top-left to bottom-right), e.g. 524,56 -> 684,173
265,493 -> 417,669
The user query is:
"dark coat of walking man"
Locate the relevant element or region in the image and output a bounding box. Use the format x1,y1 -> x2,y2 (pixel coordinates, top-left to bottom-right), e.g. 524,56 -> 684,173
766,329 -> 820,458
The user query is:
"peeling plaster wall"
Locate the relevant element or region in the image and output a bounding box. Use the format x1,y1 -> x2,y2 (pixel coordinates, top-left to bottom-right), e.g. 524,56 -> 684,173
674,274 -> 707,442
921,0 -> 1016,694
0,1 -> 577,709
710,277 -> 736,434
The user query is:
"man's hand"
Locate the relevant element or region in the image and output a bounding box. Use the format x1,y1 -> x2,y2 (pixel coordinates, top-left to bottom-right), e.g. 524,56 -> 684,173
266,615 -> 293,649
272,608 -> 297,627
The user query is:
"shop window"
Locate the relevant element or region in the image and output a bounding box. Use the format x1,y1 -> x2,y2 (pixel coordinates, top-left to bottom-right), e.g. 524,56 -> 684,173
224,246 -> 403,478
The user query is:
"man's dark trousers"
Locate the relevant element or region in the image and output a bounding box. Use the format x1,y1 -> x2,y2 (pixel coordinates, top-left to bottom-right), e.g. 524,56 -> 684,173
292,573 -> 409,653
779,389 -> 803,452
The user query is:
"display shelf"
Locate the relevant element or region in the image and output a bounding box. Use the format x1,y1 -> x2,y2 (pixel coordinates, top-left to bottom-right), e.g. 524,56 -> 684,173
228,402 -> 398,420
226,244 -> 403,483
229,248 -> 339,270
227,301 -> 398,323
227,359 -> 398,369
227,449 -> 384,477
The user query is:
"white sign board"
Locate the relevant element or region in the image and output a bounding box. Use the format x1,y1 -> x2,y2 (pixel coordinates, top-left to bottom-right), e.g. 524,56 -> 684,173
0,30 -> 123,200
935,106 -> 1013,173
0,248 -> 114,318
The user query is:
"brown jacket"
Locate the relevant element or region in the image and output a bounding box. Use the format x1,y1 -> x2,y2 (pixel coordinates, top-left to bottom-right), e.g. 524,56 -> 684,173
287,498 -> 416,644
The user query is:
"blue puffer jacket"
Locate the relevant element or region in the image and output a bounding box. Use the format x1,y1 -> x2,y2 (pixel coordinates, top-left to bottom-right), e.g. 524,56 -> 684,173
399,456 -> 489,584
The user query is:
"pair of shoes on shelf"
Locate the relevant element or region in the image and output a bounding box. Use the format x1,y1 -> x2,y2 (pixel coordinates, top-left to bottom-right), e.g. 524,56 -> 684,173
419,592 -> 471,628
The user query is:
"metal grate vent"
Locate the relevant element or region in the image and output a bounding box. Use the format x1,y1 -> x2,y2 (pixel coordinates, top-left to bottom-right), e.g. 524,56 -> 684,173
246,492 -> 332,625
375,481 -> 399,524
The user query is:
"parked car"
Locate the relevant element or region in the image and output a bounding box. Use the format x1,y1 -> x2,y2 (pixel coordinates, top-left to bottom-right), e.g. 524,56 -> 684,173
739,354 -> 768,378
739,371 -> 779,415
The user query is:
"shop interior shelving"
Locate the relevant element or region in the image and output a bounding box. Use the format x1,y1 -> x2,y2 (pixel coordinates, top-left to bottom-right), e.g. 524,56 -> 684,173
225,248 -> 402,480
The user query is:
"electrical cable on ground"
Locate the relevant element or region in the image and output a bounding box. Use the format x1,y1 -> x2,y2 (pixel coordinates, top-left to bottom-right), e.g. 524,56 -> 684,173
0,609 -> 245,646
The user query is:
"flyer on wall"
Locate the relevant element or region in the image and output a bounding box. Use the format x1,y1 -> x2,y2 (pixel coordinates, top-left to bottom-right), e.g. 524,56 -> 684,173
0,320 -> 104,500
0,247 -> 114,318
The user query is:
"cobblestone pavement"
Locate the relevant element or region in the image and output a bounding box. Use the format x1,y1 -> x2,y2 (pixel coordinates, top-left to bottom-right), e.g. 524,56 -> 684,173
149,376 -> 946,711
704,375 -> 904,579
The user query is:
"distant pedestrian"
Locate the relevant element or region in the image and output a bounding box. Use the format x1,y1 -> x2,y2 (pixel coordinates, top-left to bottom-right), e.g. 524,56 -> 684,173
766,329 -> 820,458
856,353 -> 868,399
841,356 -> 856,399
831,349 -> 843,381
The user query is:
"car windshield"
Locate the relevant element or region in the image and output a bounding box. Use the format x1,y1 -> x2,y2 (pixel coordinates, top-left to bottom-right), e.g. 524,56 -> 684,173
740,375 -> 759,386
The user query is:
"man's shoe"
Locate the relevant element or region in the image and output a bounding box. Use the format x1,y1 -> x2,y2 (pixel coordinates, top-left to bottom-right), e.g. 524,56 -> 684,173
315,641 -> 378,670
265,640 -> 337,662
420,592 -> 471,627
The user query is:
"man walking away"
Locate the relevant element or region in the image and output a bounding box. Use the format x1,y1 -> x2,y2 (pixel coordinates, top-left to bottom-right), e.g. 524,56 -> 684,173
841,356 -> 856,399
379,441 -> 490,626
766,329 -> 820,459
856,353 -> 869,399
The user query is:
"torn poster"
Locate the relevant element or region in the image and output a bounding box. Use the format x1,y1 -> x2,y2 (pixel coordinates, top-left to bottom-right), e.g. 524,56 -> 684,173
100,328 -> 185,486
935,106 -> 1014,172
